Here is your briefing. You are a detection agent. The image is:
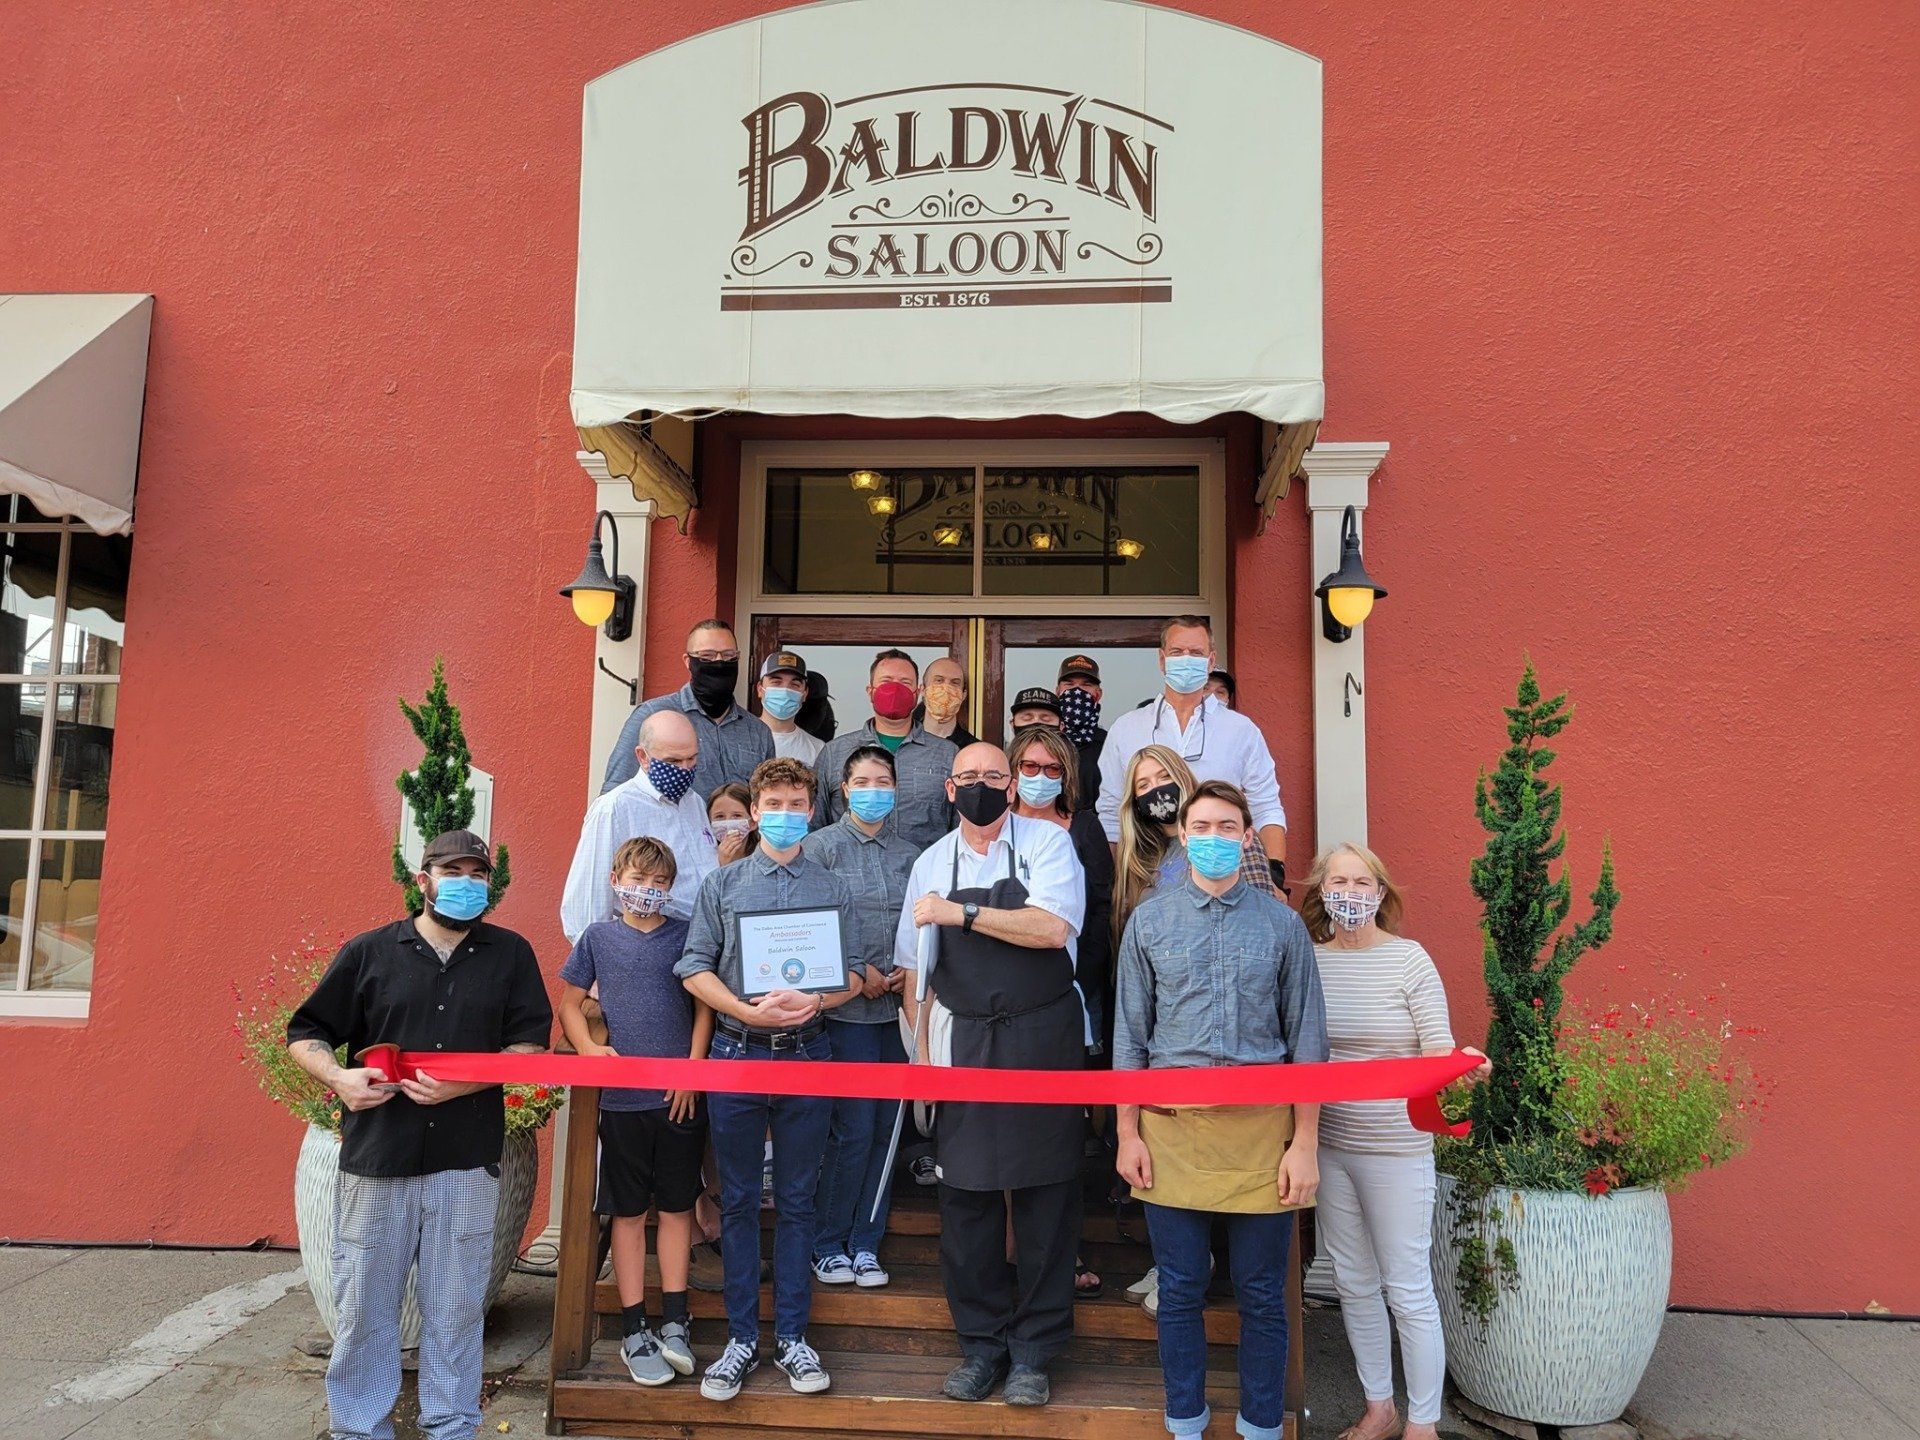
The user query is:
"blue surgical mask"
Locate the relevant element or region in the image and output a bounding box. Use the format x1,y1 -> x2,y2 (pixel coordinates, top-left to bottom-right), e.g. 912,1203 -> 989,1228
762,686 -> 802,721
1164,655 -> 1210,695
1017,773 -> 1064,808
847,787 -> 895,823
757,809 -> 809,850
1184,834 -> 1242,881
429,874 -> 490,923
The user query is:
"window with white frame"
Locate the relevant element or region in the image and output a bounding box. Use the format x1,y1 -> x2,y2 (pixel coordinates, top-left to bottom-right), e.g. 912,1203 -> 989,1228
0,496 -> 128,1014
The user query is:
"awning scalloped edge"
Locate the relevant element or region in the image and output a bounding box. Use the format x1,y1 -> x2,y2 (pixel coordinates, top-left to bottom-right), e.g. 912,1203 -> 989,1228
575,418 -> 698,534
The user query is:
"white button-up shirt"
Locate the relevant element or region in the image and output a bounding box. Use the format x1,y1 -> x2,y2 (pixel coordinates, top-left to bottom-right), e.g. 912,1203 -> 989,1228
892,813 -> 1086,971
1095,693 -> 1287,841
560,770 -> 718,941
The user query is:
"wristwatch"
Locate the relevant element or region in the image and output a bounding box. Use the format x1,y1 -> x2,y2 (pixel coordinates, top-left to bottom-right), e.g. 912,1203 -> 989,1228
961,902 -> 980,932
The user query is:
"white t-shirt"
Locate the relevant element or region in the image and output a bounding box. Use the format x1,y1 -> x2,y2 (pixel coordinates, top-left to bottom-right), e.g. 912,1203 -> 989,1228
1095,693 -> 1287,841
771,724 -> 825,768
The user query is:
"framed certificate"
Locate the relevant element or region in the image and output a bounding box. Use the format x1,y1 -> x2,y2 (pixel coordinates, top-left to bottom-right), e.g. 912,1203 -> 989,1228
736,906 -> 849,997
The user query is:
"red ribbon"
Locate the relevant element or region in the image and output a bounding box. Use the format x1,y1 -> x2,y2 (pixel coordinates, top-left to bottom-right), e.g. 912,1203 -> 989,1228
361,1045 -> 1474,1136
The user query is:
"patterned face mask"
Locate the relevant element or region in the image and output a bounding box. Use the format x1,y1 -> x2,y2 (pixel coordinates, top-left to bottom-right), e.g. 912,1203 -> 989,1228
646,756 -> 697,803
613,883 -> 669,917
1057,686 -> 1101,746
1323,889 -> 1384,930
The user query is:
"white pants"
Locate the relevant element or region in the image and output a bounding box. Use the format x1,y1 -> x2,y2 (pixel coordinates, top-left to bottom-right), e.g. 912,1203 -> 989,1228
1315,1146 -> 1445,1426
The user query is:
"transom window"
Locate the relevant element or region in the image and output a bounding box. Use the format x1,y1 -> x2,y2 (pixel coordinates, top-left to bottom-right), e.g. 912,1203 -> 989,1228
0,497 -> 128,1015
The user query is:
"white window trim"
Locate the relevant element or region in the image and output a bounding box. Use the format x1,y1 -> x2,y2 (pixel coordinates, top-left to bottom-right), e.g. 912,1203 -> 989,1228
736,438 -> 1229,635
0,508 -> 121,1020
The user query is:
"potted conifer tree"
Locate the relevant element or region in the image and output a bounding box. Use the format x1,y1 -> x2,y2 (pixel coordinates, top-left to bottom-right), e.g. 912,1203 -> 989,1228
1432,665 -> 1765,1427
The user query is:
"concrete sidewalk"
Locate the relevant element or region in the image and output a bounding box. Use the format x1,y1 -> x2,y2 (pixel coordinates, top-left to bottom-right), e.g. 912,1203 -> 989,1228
0,1244 -> 1912,1440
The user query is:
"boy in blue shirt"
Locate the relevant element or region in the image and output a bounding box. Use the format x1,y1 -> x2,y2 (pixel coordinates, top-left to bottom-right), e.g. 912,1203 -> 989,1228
558,836 -> 714,1386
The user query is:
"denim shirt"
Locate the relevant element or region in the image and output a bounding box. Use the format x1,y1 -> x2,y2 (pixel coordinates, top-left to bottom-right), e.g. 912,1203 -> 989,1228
601,683 -> 776,798
1112,878 -> 1328,1071
800,816 -> 917,1025
811,723 -> 958,851
673,846 -> 856,1000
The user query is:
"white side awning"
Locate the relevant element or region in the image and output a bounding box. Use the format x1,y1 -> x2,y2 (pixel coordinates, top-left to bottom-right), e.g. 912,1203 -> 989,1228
0,294 -> 154,535
573,0 -> 1321,431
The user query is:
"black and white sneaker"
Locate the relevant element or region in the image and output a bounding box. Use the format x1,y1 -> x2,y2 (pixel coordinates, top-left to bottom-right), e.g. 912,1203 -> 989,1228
909,1155 -> 938,1187
699,1337 -> 759,1401
851,1250 -> 889,1288
810,1253 -> 855,1285
774,1335 -> 831,1394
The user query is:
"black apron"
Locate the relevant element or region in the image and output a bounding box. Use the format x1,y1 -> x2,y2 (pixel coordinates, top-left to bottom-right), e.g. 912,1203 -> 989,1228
932,833 -> 1085,1191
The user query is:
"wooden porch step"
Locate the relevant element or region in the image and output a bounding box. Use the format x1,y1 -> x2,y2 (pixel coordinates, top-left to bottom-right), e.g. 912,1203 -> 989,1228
594,1261 -> 1240,1345
551,1343 -> 1259,1438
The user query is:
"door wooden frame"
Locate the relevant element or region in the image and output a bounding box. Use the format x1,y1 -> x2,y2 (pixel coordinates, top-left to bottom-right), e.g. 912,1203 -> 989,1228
982,615 -> 1168,747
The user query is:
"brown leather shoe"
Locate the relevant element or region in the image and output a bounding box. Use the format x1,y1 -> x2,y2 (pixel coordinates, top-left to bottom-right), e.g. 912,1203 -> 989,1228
688,1240 -> 725,1293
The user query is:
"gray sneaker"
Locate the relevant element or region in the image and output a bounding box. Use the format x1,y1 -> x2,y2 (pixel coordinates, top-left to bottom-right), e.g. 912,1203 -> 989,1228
657,1318 -> 695,1376
622,1325 -> 674,1387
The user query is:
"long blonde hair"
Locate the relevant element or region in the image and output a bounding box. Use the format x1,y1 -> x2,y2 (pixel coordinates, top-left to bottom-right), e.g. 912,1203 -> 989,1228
1112,744 -> 1199,946
1300,841 -> 1406,943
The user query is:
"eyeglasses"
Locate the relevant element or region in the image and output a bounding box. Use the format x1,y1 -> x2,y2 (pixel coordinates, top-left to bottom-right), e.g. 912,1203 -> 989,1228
1016,760 -> 1065,779
688,648 -> 740,662
952,770 -> 1010,786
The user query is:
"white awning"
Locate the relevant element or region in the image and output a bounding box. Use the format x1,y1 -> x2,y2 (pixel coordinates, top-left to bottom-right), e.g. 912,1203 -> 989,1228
573,0 -> 1321,430
0,294 -> 153,535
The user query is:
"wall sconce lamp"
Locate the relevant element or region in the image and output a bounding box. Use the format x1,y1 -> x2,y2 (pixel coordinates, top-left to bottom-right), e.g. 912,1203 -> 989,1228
1029,529 -> 1056,551
558,509 -> 637,642
867,493 -> 898,517
932,524 -> 963,547
848,468 -> 884,491
1314,505 -> 1387,643
1114,536 -> 1146,560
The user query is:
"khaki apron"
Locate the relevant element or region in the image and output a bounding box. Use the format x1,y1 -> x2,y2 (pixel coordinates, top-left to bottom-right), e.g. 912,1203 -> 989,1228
1132,1104 -> 1306,1214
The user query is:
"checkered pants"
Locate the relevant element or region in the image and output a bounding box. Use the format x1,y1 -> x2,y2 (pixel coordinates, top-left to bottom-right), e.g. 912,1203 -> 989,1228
327,1166 -> 499,1440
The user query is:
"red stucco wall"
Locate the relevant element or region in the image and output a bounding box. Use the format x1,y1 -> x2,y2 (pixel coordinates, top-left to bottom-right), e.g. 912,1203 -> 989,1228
2,2 -> 1914,1313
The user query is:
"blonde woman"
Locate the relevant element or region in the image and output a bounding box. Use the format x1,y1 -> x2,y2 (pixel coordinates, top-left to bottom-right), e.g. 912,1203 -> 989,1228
1304,844 -> 1489,1440
1113,745 -> 1273,949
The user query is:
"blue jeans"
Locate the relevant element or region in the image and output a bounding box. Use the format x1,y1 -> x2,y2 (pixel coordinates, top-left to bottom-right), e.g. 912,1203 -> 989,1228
813,1017 -> 906,1262
1144,1202 -> 1293,1440
707,1029 -> 834,1343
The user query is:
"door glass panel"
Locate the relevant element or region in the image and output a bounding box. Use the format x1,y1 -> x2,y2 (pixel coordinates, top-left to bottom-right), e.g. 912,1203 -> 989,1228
981,466 -> 1200,598
763,468 -> 974,596
1003,645 -> 1166,732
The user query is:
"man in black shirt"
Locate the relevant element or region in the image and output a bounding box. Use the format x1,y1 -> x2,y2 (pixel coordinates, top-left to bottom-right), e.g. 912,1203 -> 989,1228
288,829 -> 551,1440
1054,655 -> 1108,814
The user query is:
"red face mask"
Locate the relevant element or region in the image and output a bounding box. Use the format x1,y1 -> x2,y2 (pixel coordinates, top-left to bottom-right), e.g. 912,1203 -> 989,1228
871,680 -> 918,721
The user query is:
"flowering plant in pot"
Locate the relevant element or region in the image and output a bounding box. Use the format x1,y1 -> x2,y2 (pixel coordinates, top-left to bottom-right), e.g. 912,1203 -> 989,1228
235,938 -> 560,1344
1431,665 -> 1767,1427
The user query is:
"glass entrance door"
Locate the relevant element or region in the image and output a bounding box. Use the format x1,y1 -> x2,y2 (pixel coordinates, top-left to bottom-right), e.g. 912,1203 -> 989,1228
748,615 -> 1166,748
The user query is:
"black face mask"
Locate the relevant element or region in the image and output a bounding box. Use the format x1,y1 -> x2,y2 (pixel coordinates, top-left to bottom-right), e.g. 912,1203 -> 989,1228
688,657 -> 739,717
1131,782 -> 1182,827
953,780 -> 1010,827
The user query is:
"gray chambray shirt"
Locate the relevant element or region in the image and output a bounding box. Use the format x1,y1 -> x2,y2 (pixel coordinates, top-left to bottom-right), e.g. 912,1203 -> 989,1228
601,682 -> 775,798
800,817 -> 918,1025
674,846 -> 856,1001
1112,877 -> 1329,1071
810,723 -> 957,851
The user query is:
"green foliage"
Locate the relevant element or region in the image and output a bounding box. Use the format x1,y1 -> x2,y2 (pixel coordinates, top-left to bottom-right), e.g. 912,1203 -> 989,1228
390,658 -> 512,913
1465,662 -> 1618,1152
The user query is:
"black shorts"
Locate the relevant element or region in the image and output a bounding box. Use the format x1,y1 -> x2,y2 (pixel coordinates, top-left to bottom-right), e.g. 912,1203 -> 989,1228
596,1106 -> 708,1218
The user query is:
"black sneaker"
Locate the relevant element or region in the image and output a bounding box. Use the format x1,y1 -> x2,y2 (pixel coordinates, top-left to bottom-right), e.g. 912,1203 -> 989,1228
941,1355 -> 1009,1401
699,1337 -> 758,1401
1003,1363 -> 1051,1406
774,1334 -> 831,1393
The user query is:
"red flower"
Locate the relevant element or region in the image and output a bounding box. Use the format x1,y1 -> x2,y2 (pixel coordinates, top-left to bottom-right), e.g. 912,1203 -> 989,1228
1584,1167 -> 1613,1196
532,1086 -> 550,1100
506,1094 -> 525,1109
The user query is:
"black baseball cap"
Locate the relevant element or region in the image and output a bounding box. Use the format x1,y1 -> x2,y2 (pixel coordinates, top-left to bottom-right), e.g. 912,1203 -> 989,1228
1057,654 -> 1101,684
1010,686 -> 1062,718
421,829 -> 492,873
759,649 -> 808,681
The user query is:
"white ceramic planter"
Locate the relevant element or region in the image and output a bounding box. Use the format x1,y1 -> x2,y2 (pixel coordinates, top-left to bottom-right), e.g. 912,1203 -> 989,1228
293,1124 -> 538,1347
1431,1172 -> 1671,1427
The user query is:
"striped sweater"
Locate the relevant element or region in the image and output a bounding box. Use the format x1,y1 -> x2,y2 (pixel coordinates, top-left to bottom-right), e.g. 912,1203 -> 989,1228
1313,936 -> 1455,1154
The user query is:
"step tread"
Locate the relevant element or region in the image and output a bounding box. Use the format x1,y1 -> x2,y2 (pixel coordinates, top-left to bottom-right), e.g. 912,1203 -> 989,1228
596,1261 -> 1238,1342
555,1343 -> 1254,1438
